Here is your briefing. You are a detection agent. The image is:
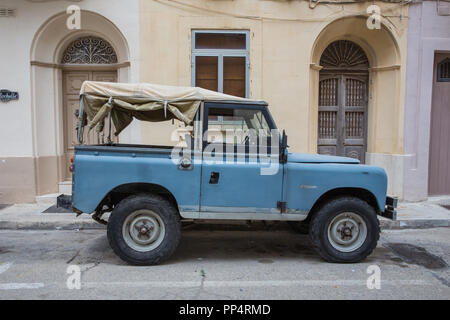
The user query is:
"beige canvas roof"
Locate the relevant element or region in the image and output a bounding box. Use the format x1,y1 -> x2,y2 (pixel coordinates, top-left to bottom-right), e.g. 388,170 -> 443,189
80,81 -> 263,103
78,81 -> 265,141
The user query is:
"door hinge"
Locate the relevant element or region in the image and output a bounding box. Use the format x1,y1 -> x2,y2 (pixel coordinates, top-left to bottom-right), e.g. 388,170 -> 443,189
277,201 -> 287,213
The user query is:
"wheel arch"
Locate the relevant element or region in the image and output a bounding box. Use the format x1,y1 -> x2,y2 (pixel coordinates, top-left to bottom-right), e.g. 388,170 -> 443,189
96,182 -> 179,213
305,187 -> 380,223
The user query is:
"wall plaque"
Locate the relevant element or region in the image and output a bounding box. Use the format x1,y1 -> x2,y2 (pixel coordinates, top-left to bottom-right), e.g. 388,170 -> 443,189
0,89 -> 19,102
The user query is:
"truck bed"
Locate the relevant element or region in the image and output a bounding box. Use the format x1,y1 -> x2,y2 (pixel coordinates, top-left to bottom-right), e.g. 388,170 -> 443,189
75,143 -> 176,155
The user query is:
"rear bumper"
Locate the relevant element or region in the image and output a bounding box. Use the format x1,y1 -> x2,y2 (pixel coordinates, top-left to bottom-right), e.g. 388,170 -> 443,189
379,196 -> 398,221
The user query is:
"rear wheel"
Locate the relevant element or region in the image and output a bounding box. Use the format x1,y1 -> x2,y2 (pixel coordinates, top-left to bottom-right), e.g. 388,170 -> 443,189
107,194 -> 180,265
309,197 -> 379,263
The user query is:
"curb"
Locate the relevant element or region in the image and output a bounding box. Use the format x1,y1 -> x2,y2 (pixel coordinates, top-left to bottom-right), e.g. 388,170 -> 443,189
0,218 -> 449,231
0,220 -> 105,231
379,219 -> 450,230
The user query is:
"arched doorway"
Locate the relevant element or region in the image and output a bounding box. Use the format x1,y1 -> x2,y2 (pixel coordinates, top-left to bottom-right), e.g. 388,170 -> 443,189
61,36 -> 118,180
30,10 -> 132,196
317,40 -> 369,163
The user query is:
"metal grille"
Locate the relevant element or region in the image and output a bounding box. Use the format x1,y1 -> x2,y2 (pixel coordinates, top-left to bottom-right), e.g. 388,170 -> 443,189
319,78 -> 338,106
437,58 -> 450,82
345,112 -> 364,138
0,8 -> 15,17
320,40 -> 368,69
345,78 -> 366,106
318,76 -> 368,163
61,36 -> 118,64
319,111 -> 337,139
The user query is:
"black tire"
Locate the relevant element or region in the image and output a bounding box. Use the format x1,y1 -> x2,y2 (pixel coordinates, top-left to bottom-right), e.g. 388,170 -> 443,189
287,221 -> 309,234
107,193 -> 181,265
309,197 -> 380,263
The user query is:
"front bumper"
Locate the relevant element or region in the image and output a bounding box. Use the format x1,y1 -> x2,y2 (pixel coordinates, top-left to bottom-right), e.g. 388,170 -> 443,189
379,196 -> 398,221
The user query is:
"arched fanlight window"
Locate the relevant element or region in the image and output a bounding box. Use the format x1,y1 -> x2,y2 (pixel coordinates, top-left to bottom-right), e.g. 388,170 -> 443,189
437,58 -> 450,82
61,36 -> 118,64
320,40 -> 369,70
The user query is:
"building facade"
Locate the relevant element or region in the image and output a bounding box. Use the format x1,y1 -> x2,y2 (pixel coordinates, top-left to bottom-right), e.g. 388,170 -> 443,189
0,0 -> 141,203
138,0 -> 408,199
403,0 -> 450,201
0,0 -> 429,204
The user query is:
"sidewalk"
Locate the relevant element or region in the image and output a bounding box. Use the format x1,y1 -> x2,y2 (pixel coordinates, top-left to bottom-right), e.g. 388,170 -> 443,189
379,196 -> 450,229
0,203 -> 102,230
0,197 -> 449,231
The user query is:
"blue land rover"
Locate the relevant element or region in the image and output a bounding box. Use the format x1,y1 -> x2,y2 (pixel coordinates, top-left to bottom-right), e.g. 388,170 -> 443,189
68,81 -> 397,265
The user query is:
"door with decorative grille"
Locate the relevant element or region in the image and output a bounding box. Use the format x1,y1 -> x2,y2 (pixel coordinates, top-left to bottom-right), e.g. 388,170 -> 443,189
318,75 -> 368,163
317,40 -> 369,163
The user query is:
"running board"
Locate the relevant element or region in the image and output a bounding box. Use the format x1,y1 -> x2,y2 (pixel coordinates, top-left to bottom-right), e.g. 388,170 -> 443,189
180,211 -> 308,221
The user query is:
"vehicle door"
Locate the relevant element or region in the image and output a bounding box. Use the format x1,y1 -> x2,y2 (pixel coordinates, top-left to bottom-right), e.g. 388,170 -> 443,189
200,103 -> 283,213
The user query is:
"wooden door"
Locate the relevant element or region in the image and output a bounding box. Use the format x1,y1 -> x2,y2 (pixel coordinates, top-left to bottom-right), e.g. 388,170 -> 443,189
318,75 -> 368,163
62,70 -> 117,180
428,53 -> 450,195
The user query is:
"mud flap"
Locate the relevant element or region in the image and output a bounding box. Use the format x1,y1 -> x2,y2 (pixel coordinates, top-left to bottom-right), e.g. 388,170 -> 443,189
57,194 -> 72,210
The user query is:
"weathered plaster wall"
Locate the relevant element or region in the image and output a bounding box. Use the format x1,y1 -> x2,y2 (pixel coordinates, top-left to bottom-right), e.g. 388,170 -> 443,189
139,0 -> 409,196
0,0 -> 140,203
403,1 -> 450,201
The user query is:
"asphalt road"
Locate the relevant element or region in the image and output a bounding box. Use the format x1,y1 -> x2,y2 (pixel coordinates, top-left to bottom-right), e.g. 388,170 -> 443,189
0,225 -> 448,299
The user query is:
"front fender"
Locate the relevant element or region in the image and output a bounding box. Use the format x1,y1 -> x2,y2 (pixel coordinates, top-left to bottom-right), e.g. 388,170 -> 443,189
285,163 -> 388,213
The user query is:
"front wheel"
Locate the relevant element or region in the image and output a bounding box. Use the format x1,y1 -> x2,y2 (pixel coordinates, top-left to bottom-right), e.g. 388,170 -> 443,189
107,194 -> 181,265
309,197 -> 380,263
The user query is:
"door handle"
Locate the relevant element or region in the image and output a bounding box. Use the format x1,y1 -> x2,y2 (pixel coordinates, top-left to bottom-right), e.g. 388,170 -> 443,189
209,172 -> 219,184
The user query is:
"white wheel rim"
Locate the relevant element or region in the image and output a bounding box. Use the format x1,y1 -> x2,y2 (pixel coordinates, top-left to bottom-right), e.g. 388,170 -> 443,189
327,212 -> 367,253
122,209 -> 165,252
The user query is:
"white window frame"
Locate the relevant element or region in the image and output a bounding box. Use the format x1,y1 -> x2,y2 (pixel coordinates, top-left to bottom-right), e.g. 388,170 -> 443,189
191,30 -> 250,98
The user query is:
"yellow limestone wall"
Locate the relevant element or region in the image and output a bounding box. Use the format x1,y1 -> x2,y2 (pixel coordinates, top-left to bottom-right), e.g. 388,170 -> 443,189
139,0 -> 408,156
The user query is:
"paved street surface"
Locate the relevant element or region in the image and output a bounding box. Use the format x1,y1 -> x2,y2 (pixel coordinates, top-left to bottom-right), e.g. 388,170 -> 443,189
0,226 -> 448,299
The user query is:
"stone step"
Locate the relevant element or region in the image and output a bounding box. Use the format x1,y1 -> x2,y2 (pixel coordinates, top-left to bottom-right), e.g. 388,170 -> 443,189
35,193 -> 60,205
35,180 -> 72,205
59,180 -> 72,195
